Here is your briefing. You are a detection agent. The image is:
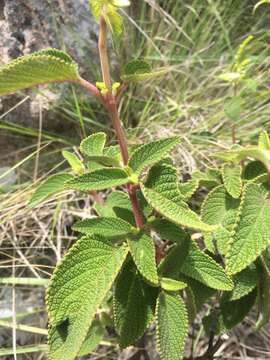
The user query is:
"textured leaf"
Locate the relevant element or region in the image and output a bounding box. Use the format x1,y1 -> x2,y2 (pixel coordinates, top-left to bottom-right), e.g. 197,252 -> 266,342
150,219 -> 189,244
201,185 -> 240,254
156,292 -> 188,360
160,277 -> 187,292
141,164 -> 214,232
29,173 -> 73,208
128,232 -> 159,286
80,133 -> 106,157
180,242 -> 233,291
67,168 -> 129,191
128,137 -> 180,176
159,238 -> 233,291
243,160 -> 267,180
221,164 -> 242,198
179,178 -> 199,200
47,236 -> 128,360
0,49 -> 79,96
203,290 -> 256,335
78,321 -> 104,356
226,183 -> 270,275
258,130 -> 270,151
62,151 -> 84,175
121,59 -> 168,82
225,265 -> 259,301
114,259 -> 157,348
73,217 -> 136,238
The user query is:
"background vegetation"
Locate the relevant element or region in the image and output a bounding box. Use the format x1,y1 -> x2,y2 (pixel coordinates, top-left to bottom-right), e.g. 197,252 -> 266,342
1,0 -> 270,358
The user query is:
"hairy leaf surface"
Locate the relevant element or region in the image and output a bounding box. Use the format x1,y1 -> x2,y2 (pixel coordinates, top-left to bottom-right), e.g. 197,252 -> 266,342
180,242 -> 233,291
156,292 -> 188,360
225,265 -> 259,301
47,236 -> 128,360
67,168 -> 129,191
201,185 -> 240,254
128,137 -> 180,176
141,164 -> 214,231
114,259 -> 157,348
29,173 -> 73,208
80,133 -> 106,157
150,219 -> 189,244
128,232 -> 159,286
72,217 -> 136,237
0,49 -> 79,96
226,183 -> 270,275
221,164 -> 242,198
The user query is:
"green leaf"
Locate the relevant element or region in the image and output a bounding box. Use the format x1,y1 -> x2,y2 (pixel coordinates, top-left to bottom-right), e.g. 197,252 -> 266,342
29,173 -> 73,208
47,236 -> 128,360
62,151 -> 84,175
224,96 -> 242,122
0,49 -> 79,96
203,290 -> 256,335
258,130 -> 270,151
221,164 -> 242,199
226,183 -> 270,275
67,168 -> 129,191
150,219 -> 189,244
256,252 -> 270,329
141,164 -> 214,232
94,191 -> 131,217
128,137 -> 180,176
114,259 -> 157,348
86,155 -> 120,167
78,321 -> 104,356
201,185 -> 241,254
156,292 -> 188,360
180,242 -> 233,291
72,217 -> 136,237
186,278 -> 215,313
160,277 -> 187,292
128,232 -> 159,286
225,265 -> 259,302
215,146 -> 270,173
121,59 -> 168,82
159,239 -> 233,291
89,1 -> 127,37
80,133 -> 106,157
179,178 -> 199,200
243,160 -> 267,180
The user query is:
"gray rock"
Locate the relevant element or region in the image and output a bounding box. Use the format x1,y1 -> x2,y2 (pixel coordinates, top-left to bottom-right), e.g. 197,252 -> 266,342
0,0 -> 98,128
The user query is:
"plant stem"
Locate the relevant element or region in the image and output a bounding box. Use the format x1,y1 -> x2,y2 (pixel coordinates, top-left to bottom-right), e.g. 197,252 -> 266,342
98,15 -> 144,230
99,16 -> 112,92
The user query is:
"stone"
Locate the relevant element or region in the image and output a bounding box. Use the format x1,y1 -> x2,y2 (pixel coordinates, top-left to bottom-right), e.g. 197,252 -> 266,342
0,0 -> 98,128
